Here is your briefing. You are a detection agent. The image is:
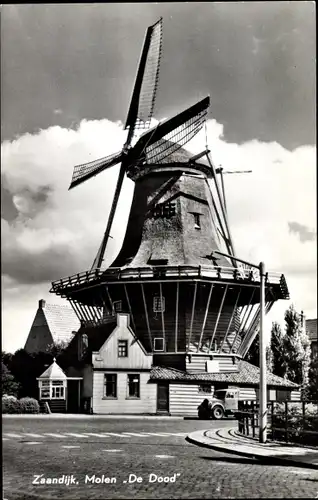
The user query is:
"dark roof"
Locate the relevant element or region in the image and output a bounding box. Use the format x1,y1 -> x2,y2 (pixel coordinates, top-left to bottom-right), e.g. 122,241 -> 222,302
306,319 -> 317,342
150,360 -> 298,388
63,319 -> 117,366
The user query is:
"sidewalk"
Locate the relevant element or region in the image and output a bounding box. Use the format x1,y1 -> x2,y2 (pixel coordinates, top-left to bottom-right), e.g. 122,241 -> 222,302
2,413 -> 183,420
186,427 -> 318,470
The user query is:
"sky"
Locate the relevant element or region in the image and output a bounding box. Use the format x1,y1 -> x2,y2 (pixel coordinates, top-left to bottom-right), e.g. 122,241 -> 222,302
1,2 -> 316,353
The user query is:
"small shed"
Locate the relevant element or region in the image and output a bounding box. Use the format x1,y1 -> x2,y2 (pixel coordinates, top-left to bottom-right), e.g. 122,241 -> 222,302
37,358 -> 82,413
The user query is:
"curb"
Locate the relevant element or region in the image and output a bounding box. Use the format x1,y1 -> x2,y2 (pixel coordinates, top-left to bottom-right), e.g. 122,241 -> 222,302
186,430 -> 318,470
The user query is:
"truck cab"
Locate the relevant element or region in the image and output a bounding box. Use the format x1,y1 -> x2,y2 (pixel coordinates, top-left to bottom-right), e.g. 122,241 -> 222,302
198,387 -> 239,420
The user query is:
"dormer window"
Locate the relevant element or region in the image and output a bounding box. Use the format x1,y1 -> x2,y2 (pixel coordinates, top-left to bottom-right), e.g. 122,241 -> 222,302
193,213 -> 201,229
153,296 -> 165,313
154,338 -> 165,352
113,300 -> 122,313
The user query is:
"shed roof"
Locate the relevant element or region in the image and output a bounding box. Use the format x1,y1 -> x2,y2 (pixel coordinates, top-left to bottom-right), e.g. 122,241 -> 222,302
306,319 -> 317,342
150,360 -> 298,388
39,358 -> 67,380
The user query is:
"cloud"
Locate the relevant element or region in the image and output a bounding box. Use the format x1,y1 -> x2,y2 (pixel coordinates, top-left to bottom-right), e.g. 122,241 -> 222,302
288,221 -> 316,243
1,117 -> 316,352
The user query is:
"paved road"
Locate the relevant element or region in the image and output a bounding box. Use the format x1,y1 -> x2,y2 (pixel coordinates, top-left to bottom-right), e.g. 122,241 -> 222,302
3,417 -> 318,499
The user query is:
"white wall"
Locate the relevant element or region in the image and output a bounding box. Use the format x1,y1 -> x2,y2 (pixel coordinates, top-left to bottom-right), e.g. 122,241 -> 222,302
92,371 -> 157,414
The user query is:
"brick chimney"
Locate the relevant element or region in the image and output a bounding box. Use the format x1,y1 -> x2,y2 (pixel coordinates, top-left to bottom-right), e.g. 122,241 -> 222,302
39,299 -> 46,309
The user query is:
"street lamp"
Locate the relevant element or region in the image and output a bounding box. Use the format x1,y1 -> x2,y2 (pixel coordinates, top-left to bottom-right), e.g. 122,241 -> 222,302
211,250 -> 267,443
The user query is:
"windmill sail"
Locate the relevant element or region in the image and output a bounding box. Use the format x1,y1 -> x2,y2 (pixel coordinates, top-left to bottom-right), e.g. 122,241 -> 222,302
125,18 -> 163,134
69,150 -> 123,190
131,96 -> 210,164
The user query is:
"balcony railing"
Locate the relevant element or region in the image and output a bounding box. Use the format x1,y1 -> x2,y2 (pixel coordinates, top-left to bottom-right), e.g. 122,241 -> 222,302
50,264 -> 286,295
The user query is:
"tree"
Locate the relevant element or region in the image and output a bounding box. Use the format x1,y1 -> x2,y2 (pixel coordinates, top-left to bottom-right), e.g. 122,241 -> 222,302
45,340 -> 69,359
269,322 -> 286,378
1,362 -> 20,396
5,342 -> 70,399
307,357 -> 318,400
282,305 -> 311,389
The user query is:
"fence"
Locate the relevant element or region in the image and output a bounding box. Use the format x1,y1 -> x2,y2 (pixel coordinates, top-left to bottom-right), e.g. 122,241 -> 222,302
237,400 -> 318,445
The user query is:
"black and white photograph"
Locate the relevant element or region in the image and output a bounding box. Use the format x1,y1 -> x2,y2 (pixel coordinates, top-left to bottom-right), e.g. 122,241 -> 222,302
2,2 -> 317,499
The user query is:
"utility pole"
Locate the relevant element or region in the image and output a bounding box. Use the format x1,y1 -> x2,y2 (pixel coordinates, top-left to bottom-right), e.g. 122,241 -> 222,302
211,250 -> 267,443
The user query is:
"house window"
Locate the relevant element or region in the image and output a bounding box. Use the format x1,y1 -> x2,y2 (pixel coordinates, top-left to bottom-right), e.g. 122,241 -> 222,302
153,296 -> 165,313
118,340 -> 128,358
104,374 -> 117,398
199,384 -> 212,394
154,338 -> 165,352
193,213 -> 201,229
51,380 -> 65,399
40,381 -> 50,399
52,386 -> 65,398
113,300 -> 122,313
127,374 -> 140,398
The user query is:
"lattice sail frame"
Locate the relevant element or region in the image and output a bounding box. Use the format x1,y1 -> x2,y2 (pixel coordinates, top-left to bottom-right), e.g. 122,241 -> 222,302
145,106 -> 208,164
70,151 -> 123,190
131,18 -> 163,130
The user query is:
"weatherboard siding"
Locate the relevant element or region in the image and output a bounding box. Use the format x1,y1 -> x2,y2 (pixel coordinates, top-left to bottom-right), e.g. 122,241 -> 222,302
186,355 -> 238,373
92,371 -> 156,414
238,387 -> 257,400
290,390 -> 301,401
169,384 -> 215,416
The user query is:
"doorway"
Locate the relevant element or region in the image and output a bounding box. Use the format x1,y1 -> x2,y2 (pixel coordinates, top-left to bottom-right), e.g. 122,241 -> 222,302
67,380 -> 81,413
157,383 -> 169,413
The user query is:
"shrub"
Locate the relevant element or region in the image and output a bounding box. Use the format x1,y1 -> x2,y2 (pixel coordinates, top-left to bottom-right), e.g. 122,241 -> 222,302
19,397 -> 40,414
2,396 -> 21,413
271,402 -> 318,445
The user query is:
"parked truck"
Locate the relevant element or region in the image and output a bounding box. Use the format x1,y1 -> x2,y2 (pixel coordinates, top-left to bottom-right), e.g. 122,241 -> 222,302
197,387 -> 240,419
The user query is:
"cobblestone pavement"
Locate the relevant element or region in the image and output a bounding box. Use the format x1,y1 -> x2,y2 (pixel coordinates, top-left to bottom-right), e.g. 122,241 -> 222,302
3,418 -> 318,499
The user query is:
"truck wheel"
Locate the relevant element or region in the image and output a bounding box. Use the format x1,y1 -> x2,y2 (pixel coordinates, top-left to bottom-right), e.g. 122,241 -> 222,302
212,405 -> 224,420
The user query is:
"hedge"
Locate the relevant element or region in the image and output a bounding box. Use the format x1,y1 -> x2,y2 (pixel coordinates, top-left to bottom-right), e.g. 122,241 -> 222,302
2,395 -> 40,414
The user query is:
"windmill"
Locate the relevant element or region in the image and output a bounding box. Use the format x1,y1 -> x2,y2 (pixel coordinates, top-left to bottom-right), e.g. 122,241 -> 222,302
51,18 -> 289,359
69,18 -> 210,271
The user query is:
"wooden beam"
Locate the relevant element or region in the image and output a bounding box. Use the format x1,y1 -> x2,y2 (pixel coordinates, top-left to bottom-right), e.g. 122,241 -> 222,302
188,282 -> 198,350
240,293 -> 273,356
68,298 -> 83,323
208,285 -> 228,351
197,283 -> 214,352
159,283 -> 166,348
175,282 -> 179,353
219,288 -> 241,352
83,304 -> 95,322
124,284 -> 136,333
219,168 -> 228,216
141,283 -> 153,351
206,152 -> 236,261
230,288 -> 255,354
76,301 -> 91,323
105,286 -> 113,310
